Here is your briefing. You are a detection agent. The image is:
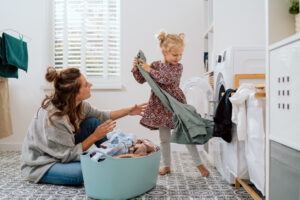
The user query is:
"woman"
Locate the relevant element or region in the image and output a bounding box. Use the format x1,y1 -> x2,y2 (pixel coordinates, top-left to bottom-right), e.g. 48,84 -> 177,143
21,66 -> 147,185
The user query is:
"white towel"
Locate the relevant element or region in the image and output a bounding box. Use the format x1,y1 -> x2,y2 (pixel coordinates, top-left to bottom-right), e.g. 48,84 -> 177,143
229,83 -> 255,141
245,93 -> 265,195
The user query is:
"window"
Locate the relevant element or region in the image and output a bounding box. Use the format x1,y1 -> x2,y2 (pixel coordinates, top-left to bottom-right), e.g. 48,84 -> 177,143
53,0 -> 121,88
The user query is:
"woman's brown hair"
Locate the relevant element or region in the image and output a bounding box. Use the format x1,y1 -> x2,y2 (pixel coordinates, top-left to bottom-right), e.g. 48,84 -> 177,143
42,66 -> 82,133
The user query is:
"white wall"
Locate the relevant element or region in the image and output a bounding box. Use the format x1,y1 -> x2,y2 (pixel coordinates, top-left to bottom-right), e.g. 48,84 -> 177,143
268,0 -> 295,44
214,0 -> 266,56
0,0 -> 51,150
0,0 -> 204,150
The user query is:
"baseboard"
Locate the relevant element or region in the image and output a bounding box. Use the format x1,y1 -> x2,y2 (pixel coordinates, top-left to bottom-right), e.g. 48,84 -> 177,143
0,143 -> 22,151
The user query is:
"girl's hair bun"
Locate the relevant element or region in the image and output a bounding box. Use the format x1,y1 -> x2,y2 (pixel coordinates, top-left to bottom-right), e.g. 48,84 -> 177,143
45,66 -> 58,82
157,31 -> 167,43
178,33 -> 185,40
157,31 -> 185,52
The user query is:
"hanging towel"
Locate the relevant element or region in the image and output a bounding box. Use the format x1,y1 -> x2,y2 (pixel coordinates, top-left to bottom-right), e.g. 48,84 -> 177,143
0,36 -> 18,78
136,50 -> 214,144
0,32 -> 28,78
229,83 -> 255,141
245,92 -> 266,195
0,77 -> 13,139
213,88 -> 236,143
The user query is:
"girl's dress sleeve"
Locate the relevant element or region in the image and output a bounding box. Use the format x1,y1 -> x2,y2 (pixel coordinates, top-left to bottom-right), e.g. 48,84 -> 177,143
131,67 -> 146,84
149,63 -> 183,85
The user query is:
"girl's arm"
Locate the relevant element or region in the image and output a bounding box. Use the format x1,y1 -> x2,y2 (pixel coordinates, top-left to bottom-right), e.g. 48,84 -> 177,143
131,56 -> 146,84
110,103 -> 148,120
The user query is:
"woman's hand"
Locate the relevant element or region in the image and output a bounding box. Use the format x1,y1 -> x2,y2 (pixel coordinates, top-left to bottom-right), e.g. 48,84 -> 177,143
93,120 -> 116,140
82,119 -> 116,151
132,57 -> 138,71
139,59 -> 151,72
128,102 -> 148,116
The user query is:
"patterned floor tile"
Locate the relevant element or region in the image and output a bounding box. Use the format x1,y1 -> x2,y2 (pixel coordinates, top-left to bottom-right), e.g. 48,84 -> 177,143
0,151 -> 255,200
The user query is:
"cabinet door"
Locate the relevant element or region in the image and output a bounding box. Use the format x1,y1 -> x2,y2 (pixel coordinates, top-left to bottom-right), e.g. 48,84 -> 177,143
269,40 -> 300,151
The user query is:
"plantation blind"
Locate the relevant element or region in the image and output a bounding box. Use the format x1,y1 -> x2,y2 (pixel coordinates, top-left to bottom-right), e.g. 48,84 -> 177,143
53,0 -> 120,87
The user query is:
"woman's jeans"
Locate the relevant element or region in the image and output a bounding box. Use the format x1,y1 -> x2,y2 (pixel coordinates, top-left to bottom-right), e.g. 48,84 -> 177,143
40,118 -> 107,185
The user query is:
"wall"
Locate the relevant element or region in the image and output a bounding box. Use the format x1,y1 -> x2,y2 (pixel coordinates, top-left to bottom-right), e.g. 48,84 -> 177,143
0,0 -> 204,150
268,0 -> 295,44
214,0 -> 266,57
0,0 -> 51,150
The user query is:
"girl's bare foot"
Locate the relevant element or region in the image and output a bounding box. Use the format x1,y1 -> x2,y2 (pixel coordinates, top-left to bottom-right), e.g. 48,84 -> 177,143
158,167 -> 171,175
197,165 -> 210,177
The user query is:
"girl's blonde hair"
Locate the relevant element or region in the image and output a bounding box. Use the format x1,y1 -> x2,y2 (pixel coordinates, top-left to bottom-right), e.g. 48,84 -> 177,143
157,31 -> 185,52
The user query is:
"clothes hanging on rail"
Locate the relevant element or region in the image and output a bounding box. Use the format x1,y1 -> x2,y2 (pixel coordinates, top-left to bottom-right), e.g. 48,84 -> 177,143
0,36 -> 18,78
213,88 -> 236,143
0,32 -> 28,78
229,83 -> 255,141
136,50 -> 214,145
0,32 -> 29,139
245,92 -> 266,195
0,77 -> 13,139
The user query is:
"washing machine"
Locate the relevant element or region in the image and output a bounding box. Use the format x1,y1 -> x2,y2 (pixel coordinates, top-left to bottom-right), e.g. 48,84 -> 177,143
182,77 -> 214,120
181,77 -> 216,164
213,46 -> 266,184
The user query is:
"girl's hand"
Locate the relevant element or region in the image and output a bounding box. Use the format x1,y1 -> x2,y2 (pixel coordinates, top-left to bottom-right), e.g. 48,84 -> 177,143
93,120 -> 116,140
132,57 -> 138,71
128,102 -> 148,116
139,59 -> 151,72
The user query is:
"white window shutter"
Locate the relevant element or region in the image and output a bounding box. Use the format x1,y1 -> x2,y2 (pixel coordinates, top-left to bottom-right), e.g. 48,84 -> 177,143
53,0 -> 120,88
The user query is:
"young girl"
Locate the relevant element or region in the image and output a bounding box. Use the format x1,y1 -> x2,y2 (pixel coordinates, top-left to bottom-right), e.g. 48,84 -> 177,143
131,31 -> 210,177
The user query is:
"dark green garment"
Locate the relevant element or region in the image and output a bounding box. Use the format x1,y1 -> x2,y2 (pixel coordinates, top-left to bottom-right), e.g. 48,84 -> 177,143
0,33 -> 28,78
136,50 -> 214,144
0,36 -> 18,78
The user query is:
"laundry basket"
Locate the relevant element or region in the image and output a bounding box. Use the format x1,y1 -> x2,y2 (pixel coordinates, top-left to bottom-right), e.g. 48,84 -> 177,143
80,147 -> 161,200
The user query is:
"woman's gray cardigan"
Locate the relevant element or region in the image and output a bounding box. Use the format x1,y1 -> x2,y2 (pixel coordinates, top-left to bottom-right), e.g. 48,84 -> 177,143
20,101 -> 110,183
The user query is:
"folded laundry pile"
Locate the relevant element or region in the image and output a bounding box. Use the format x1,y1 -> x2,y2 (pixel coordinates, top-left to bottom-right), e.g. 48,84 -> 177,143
116,139 -> 159,158
90,130 -> 158,162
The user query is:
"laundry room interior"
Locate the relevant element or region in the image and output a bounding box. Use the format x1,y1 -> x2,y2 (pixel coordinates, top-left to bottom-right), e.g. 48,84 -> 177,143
0,0 -> 299,199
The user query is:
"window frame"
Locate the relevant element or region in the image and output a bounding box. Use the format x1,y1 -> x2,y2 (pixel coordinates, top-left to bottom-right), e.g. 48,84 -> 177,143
50,0 -> 122,90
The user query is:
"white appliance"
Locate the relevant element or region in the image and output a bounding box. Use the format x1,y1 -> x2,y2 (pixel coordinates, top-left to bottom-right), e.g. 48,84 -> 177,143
181,77 -> 216,164
269,37 -> 300,151
182,77 -> 214,120
213,46 -> 266,184
268,34 -> 300,200
214,46 -> 265,102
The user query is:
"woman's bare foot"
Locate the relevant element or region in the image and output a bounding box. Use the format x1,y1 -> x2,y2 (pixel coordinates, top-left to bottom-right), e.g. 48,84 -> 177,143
158,167 -> 171,175
197,165 -> 210,177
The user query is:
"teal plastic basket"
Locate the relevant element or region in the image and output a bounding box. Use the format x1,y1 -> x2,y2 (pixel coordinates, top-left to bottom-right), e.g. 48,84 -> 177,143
80,147 -> 161,200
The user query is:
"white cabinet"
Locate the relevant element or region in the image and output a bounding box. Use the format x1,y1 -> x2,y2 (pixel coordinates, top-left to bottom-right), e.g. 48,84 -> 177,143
267,1 -> 300,199
269,36 -> 300,151
268,35 -> 300,200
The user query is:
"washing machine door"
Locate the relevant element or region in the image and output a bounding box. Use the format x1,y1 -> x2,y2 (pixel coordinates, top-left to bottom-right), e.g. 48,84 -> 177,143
182,77 -> 214,120
214,72 -> 226,103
